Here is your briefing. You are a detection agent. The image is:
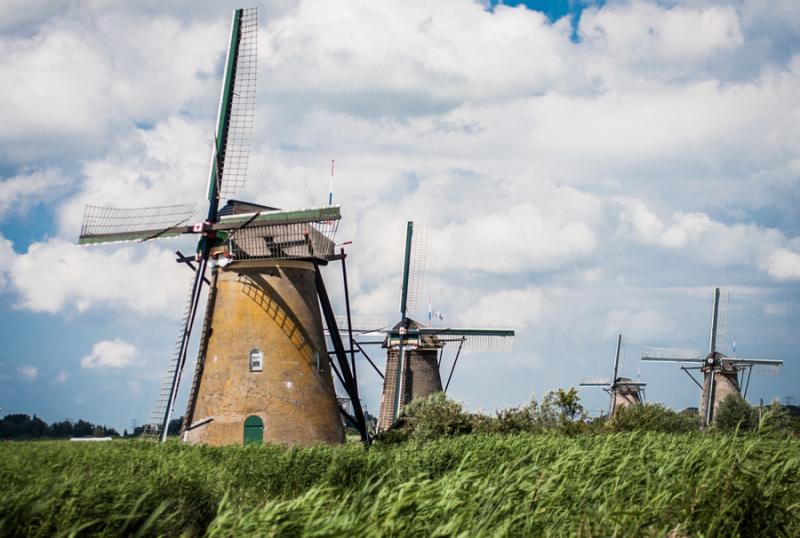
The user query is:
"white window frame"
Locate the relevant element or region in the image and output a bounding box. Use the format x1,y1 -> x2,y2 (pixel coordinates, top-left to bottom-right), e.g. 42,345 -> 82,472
249,348 -> 263,372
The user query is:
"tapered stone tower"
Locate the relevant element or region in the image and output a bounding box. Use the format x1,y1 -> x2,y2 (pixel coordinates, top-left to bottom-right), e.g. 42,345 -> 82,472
183,257 -> 344,446
378,319 -> 443,429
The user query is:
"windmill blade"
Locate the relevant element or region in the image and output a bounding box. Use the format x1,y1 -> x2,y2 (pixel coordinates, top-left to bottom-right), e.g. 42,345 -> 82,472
580,379 -> 611,387
722,357 -> 784,373
78,203 -> 198,246
611,334 -> 622,385
211,7 -> 258,200
329,315 -> 390,335
715,289 -> 730,352
417,327 -> 514,352
399,222 -> 426,317
141,260 -> 208,441
641,347 -> 704,363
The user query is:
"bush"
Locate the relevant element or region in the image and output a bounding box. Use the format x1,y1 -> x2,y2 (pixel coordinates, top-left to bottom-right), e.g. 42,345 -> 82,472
375,392 -> 473,444
471,399 -> 542,435
609,403 -> 701,433
715,393 -> 758,433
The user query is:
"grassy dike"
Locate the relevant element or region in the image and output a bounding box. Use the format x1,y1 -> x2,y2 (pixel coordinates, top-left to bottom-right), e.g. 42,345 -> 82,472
1,433 -> 799,537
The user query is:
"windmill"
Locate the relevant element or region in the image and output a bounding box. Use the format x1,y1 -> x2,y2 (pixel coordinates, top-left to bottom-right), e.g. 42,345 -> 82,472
341,222 -> 515,431
77,8 -> 368,446
579,334 -> 646,417
641,288 -> 783,426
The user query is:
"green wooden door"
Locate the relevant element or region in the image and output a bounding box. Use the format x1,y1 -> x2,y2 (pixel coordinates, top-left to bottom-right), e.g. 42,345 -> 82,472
243,415 -> 263,445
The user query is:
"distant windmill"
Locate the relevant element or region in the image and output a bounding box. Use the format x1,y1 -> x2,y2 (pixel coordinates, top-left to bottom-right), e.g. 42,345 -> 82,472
641,288 -> 783,426
77,8 -> 367,446
580,334 -> 646,417
340,222 -> 515,431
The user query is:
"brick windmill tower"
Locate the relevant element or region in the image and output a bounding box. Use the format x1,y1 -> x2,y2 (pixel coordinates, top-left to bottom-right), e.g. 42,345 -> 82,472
78,8 -> 367,446
358,222 -> 515,431
641,288 -> 783,426
580,334 -> 646,418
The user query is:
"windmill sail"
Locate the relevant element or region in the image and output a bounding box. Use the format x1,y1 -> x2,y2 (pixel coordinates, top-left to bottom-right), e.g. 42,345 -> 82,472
78,203 -> 198,246
641,347 -> 704,362
579,378 -> 611,387
415,327 -> 514,352
142,8 -> 257,442
400,222 -> 426,317
212,7 -> 258,200
722,356 -> 783,373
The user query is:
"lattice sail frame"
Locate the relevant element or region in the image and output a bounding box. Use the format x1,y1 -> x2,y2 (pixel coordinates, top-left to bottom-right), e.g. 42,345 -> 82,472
722,357 -> 784,375
641,347 -> 704,362
332,315 -> 390,334
217,7 -> 258,198
79,203 -> 198,245
385,328 -> 515,353
404,223 -> 427,315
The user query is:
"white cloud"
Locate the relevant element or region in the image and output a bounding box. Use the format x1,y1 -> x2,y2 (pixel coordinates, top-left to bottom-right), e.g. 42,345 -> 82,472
17,365 -> 39,380
765,248 -> 800,280
0,10 -> 225,163
431,203 -> 597,274
81,339 -> 137,369
604,308 -> 677,344
579,2 -> 743,66
0,236 -> 14,291
0,169 -> 68,218
9,238 -> 189,315
617,199 -> 795,273
53,370 -> 70,383
460,287 -> 542,328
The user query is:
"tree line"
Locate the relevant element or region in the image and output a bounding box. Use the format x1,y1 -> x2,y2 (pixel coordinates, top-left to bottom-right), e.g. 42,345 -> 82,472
0,414 -> 119,440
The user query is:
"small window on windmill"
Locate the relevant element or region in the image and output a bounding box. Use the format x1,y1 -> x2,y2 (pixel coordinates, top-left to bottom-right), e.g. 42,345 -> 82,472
314,351 -> 321,372
249,349 -> 263,372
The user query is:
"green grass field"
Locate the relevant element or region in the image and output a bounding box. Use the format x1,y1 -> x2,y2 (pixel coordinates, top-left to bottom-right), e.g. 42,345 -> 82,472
2,433 -> 799,537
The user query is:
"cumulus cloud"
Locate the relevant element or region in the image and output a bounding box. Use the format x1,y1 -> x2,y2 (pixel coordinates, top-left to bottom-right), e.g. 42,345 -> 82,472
8,238 -> 188,315
81,339 -> 137,369
0,8 -> 225,163
604,308 -> 677,344
53,370 -> 70,383
0,168 -> 68,217
17,365 -> 39,380
460,287 -> 542,328
765,248 -> 800,280
617,198 -> 797,274
579,2 -> 743,66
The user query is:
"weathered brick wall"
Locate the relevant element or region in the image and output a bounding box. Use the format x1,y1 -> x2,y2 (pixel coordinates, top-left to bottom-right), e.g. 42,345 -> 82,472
185,260 -> 344,446
612,387 -> 642,416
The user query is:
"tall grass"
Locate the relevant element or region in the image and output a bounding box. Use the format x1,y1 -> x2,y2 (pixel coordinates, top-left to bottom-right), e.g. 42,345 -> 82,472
1,433 -> 798,536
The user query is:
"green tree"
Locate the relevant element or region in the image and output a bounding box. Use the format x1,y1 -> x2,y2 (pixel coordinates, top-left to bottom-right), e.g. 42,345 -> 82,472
715,394 -> 757,433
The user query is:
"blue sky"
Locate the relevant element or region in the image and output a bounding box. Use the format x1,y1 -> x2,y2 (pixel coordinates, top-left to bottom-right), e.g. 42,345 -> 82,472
1,0 -> 799,430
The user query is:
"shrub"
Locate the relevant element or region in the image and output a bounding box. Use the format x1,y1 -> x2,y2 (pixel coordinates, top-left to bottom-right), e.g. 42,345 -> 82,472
715,393 -> 757,433
375,392 -> 473,444
609,403 -> 701,433
471,399 -> 542,435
